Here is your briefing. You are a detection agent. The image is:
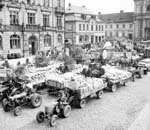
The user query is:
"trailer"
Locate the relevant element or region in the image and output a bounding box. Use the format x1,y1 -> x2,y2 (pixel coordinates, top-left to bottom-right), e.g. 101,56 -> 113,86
46,74 -> 107,108
102,65 -> 132,92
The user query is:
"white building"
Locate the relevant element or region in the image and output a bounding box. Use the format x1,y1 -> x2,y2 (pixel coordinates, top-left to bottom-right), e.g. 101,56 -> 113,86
99,11 -> 134,41
65,4 -> 105,46
0,0 -> 65,57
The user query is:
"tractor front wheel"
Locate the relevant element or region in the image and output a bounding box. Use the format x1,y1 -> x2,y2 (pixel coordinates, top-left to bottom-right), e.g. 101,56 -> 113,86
14,106 -> 22,116
36,111 -> 45,123
49,115 -> 58,127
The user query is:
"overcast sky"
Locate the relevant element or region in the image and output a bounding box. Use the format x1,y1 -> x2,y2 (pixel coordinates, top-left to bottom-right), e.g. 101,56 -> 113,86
65,0 -> 134,14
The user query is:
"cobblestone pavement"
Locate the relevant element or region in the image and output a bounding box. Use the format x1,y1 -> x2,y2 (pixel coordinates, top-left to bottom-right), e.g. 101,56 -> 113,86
0,74 -> 150,130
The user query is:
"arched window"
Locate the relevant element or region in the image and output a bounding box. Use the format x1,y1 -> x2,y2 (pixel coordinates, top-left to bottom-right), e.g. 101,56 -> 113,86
0,36 -> 3,50
10,34 -> 20,49
58,34 -> 62,44
147,4 -> 150,11
44,34 -> 51,47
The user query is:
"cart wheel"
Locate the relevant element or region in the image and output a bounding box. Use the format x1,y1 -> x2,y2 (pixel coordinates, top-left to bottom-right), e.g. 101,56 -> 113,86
62,105 -> 71,118
111,84 -> 117,92
31,93 -> 42,108
49,115 -> 58,127
14,106 -> 22,116
36,111 -> 45,123
3,103 -> 11,112
96,90 -> 103,99
78,99 -> 86,108
2,98 -> 8,107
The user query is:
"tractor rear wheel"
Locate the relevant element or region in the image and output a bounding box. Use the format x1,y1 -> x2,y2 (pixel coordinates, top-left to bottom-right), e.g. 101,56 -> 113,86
62,105 -> 71,118
3,103 -> 11,112
31,94 -> 42,108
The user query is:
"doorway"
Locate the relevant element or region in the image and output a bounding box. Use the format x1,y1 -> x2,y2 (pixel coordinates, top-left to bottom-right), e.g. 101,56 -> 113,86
28,36 -> 37,55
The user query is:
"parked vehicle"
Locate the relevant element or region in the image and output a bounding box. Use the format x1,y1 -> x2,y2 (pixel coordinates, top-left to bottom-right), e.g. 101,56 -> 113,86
36,92 -> 71,127
2,84 -> 42,116
0,79 -> 24,104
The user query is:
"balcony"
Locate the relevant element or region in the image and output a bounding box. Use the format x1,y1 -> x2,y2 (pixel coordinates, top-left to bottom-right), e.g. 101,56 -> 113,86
0,25 -> 22,32
25,24 -> 41,32
55,7 -> 65,14
42,26 -> 56,31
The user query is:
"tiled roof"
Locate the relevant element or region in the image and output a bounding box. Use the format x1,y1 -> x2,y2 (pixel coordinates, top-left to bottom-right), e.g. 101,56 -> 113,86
100,12 -> 134,23
66,5 -> 95,15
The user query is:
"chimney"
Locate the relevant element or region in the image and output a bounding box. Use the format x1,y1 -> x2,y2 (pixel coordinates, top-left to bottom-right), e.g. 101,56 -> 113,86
98,12 -> 101,16
120,10 -> 124,13
98,12 -> 102,18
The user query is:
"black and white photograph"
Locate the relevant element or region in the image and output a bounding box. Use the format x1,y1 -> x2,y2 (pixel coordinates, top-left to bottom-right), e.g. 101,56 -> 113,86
0,0 -> 150,130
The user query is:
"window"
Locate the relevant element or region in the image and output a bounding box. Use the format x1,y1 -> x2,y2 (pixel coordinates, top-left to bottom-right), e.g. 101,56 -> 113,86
81,14 -> 86,20
130,24 -> 132,28
99,36 -> 101,42
57,0 -> 61,7
116,24 -> 119,29
123,24 -> 125,28
0,36 -> 3,50
91,15 -> 96,19
122,32 -> 125,37
44,0 -> 50,6
96,25 -> 98,31
79,35 -> 83,42
91,24 -> 94,31
101,25 -> 103,31
83,24 -> 85,31
44,34 -> 51,47
58,34 -> 62,44
10,11 -> 19,25
110,24 -> 112,29
57,16 -> 62,27
87,24 -> 89,31
43,14 -> 49,26
28,13 -> 35,25
116,31 -> 118,37
79,24 -> 82,31
110,32 -> 112,37
85,35 -> 89,41
10,34 -> 20,49
99,25 -> 101,31
105,25 -> 107,29
27,0 -> 31,4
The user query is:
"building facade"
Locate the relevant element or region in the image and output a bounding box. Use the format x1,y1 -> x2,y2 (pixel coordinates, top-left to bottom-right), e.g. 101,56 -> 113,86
0,0 -> 65,57
65,4 -> 105,46
99,11 -> 134,41
134,0 -> 150,41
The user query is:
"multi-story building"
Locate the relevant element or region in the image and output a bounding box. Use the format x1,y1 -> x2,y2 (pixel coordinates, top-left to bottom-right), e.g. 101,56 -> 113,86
99,11 -> 134,40
134,0 -> 150,41
65,4 -> 105,46
0,0 -> 65,57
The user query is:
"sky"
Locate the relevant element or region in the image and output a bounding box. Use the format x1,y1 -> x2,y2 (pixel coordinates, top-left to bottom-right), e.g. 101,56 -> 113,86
65,0 -> 134,14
